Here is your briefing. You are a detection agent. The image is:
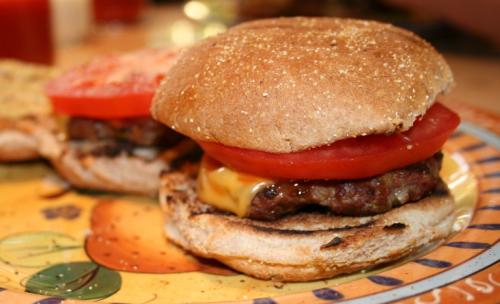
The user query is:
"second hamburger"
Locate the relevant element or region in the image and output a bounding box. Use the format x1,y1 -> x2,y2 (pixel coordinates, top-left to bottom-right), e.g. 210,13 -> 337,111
44,49 -> 193,195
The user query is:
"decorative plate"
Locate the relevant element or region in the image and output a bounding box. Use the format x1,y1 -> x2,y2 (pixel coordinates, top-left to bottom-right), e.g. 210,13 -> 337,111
0,122 -> 498,304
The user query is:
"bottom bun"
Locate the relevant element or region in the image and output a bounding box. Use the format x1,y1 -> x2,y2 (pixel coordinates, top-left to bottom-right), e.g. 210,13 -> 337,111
50,145 -> 168,195
0,130 -> 39,161
37,125 -> 198,195
159,172 -> 456,282
0,116 -> 55,162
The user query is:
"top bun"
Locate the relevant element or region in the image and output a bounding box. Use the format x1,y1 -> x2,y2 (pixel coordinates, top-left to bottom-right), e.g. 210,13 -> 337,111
152,17 -> 453,153
0,60 -> 58,119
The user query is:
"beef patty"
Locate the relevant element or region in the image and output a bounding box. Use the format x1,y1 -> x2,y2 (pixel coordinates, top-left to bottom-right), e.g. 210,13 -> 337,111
67,117 -> 183,156
249,152 -> 443,220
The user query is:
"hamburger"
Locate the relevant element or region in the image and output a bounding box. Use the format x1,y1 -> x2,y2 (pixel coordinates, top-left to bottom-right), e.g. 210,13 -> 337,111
0,60 -> 58,162
43,49 -> 197,195
152,17 -> 460,281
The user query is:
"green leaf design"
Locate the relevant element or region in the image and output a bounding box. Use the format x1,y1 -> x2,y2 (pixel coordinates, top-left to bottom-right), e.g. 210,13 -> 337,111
0,231 -> 82,268
25,261 -> 121,300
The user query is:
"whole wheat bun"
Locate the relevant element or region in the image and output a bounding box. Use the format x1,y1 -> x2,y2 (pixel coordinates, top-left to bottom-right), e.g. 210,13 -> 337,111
50,146 -> 168,195
0,60 -> 57,119
160,172 -> 455,281
0,129 -> 39,161
0,60 -> 58,161
152,17 -> 453,153
36,128 -> 194,195
0,116 -> 56,162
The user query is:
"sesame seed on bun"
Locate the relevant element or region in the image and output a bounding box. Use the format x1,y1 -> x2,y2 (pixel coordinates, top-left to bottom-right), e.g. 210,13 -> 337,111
152,17 -> 453,153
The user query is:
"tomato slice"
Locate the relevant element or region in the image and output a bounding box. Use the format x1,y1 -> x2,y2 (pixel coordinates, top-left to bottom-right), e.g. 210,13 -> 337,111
199,103 -> 460,180
46,48 -> 179,119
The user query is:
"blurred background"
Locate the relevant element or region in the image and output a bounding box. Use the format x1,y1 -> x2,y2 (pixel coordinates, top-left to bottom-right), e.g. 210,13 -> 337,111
0,0 -> 499,125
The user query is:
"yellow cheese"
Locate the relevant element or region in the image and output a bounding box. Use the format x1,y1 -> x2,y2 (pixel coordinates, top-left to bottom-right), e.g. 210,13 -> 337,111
197,156 -> 271,217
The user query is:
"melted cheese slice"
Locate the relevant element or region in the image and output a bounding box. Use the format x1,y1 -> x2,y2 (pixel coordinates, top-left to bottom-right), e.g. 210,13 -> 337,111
197,156 -> 271,217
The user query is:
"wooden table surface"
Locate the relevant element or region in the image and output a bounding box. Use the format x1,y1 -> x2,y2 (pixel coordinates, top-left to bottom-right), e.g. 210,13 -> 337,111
56,6 -> 500,134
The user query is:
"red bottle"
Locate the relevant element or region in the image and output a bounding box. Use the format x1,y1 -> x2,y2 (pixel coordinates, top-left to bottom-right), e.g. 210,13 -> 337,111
0,0 -> 54,64
93,0 -> 145,23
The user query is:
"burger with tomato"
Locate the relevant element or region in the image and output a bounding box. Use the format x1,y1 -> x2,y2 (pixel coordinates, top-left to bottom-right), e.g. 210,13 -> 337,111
44,49 -> 196,195
152,18 -> 460,281
0,60 -> 58,162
